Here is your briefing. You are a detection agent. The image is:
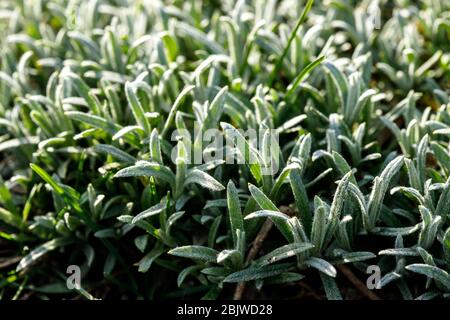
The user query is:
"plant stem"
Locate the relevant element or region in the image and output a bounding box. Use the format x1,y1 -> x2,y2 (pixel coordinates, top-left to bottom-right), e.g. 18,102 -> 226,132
267,0 -> 315,87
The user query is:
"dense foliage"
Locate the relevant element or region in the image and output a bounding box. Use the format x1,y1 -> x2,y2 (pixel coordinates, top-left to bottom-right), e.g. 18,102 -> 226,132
0,0 -> 449,300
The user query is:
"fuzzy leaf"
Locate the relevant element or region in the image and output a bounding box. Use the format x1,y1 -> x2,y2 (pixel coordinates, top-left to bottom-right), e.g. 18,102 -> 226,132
168,245 -> 219,262
223,263 -> 294,283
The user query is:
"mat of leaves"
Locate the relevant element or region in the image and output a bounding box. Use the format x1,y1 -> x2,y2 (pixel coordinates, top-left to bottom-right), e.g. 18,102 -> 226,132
0,0 -> 449,300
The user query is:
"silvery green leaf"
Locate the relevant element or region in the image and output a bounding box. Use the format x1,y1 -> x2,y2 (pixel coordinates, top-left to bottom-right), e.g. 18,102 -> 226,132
380,116 -> 402,141
327,129 -> 340,153
416,247 -> 435,268
360,153 -> 382,162
208,215 -> 222,248
339,251 -> 376,263
416,134 -> 429,188
349,89 -> 376,125
244,210 -> 290,221
138,246 -> 166,273
415,291 -> 441,300
373,224 -> 421,236
248,184 -> 279,212
149,128 -> 163,163
348,182 -> 368,220
443,228 -> 450,264
419,211 -> 442,250
117,215 -> 160,240
433,129 -> 450,136
65,111 -> 121,135
325,171 -> 351,243
201,267 -> 230,277
305,168 -> 333,188
320,273 -> 342,300
221,123 -> 263,183
112,125 -> 143,141
430,142 -> 450,175
161,85 -> 195,138
235,229 -> 246,257
64,72 -> 102,114
405,264 -> 450,290
66,32 -> 101,59
191,55 -> 229,83
419,205 -> 432,227
378,248 -> 419,256
132,202 -> 166,224
289,168 -> 311,233
0,207 -> 22,228
227,180 -> 244,246
194,159 -> 225,172
0,136 -> 39,152
204,86 -> 228,129
434,176 -> 450,218
176,22 -> 226,55
415,50 -> 442,78
217,249 -> 242,269
289,133 -> 311,172
337,215 -> 353,251
114,161 -> 175,187
94,229 -> 116,238
220,17 -> 240,71
0,71 -> 22,95
276,114 -> 307,133
288,217 -> 309,245
38,137 -> 66,150
185,169 -> 225,191
244,192 -> 293,244
93,144 -> 136,164
311,196 -> 327,253
0,177 -> 17,216
168,245 -> 219,262
261,129 -> 280,181
323,61 -> 349,110
255,242 -> 314,266
175,141 -> 187,198
367,156 -> 404,230
404,158 -> 422,191
270,163 -> 299,201
134,235 -> 148,253
204,199 -> 228,209
390,186 -> 425,205
338,135 -> 358,164
397,279 -> 414,300
379,272 -> 402,288
312,149 -> 332,162
17,238 -> 73,271
103,253 -> 116,276
307,257 -> 337,277
177,265 -> 202,287
125,82 -> 150,134
223,263 -> 294,283
166,211 -> 185,237
264,272 -> 305,285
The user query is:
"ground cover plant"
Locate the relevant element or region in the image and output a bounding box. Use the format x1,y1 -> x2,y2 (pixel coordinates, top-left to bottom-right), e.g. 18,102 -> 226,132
0,0 -> 449,300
